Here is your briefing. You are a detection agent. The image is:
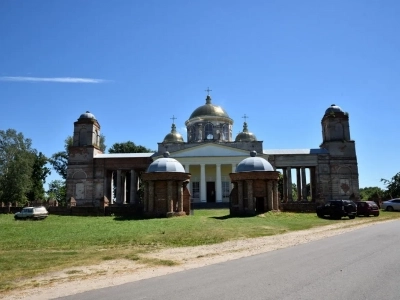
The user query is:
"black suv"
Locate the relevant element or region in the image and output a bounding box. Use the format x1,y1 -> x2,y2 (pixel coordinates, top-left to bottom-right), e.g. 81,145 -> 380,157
316,200 -> 357,219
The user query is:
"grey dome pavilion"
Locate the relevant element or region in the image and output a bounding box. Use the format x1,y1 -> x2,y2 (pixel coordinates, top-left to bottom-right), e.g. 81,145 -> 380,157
229,151 -> 280,216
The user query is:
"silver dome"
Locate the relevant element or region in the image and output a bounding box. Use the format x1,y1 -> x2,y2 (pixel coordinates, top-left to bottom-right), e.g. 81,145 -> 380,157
147,152 -> 186,173
235,151 -> 274,172
325,104 -> 343,115
79,111 -> 96,120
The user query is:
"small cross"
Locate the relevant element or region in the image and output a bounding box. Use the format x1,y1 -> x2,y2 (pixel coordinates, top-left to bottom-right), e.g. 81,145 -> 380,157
205,87 -> 212,95
242,114 -> 249,122
170,115 -> 177,124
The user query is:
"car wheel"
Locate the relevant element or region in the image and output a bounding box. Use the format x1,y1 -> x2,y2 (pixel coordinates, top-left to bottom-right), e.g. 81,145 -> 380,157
349,215 -> 356,219
375,212 -> 380,217
387,206 -> 394,212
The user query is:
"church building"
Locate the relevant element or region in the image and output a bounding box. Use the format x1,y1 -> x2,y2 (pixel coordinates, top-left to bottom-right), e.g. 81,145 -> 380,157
66,92 -> 359,208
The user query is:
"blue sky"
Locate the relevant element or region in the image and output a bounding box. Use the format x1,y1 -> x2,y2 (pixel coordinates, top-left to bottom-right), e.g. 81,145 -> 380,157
0,0 -> 399,189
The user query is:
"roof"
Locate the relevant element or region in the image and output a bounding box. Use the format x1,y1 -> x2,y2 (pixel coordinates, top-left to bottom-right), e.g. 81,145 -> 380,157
94,153 -> 154,159
236,151 -> 274,172
147,152 -> 186,173
188,95 -> 230,119
263,149 -> 329,155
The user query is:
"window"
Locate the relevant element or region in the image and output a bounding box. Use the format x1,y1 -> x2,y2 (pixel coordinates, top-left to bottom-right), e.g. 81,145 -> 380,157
222,124 -> 229,141
222,181 -> 230,198
188,126 -> 195,142
204,123 -> 214,140
192,182 -> 200,199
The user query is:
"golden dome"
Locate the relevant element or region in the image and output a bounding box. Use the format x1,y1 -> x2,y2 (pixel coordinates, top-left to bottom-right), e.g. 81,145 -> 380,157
163,124 -> 184,143
235,122 -> 257,142
189,95 -> 230,119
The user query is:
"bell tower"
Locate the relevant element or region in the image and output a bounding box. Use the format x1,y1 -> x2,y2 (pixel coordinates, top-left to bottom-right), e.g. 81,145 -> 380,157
72,111 -> 101,150
319,104 -> 359,200
67,111 -> 103,206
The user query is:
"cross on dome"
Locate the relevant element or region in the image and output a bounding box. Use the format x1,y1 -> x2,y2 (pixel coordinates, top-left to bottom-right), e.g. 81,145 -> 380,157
170,115 -> 177,124
205,87 -> 212,95
242,114 -> 249,122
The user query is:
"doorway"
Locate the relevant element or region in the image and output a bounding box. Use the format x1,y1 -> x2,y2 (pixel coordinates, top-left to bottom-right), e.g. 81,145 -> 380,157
255,197 -> 265,213
206,182 -> 216,202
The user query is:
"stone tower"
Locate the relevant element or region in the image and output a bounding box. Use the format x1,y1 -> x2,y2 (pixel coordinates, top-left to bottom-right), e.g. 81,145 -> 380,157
67,111 -> 104,206
319,104 -> 359,200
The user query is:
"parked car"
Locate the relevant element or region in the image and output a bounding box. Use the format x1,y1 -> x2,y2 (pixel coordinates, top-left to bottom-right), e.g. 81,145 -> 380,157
316,200 -> 357,219
381,199 -> 400,211
14,206 -> 49,220
356,201 -> 379,217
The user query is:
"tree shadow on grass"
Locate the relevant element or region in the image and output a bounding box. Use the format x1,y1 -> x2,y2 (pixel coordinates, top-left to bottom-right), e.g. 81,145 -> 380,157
211,214 -> 258,220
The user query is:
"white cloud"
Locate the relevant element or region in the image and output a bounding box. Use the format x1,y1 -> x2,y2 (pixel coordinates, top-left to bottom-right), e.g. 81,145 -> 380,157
0,76 -> 108,83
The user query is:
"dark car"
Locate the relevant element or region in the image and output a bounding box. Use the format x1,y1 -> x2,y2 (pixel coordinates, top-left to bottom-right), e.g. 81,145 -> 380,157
356,201 -> 379,217
316,200 -> 357,219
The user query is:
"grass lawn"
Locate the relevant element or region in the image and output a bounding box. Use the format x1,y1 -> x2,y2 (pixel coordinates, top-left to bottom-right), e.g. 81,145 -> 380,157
0,209 -> 399,293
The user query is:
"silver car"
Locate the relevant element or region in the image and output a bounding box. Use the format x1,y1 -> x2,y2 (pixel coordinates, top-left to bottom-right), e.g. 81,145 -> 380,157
14,206 -> 49,220
381,199 -> 400,211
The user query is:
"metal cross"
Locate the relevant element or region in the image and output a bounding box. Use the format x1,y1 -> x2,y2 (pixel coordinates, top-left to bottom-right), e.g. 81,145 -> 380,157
242,114 -> 249,122
170,115 -> 177,124
205,87 -> 212,95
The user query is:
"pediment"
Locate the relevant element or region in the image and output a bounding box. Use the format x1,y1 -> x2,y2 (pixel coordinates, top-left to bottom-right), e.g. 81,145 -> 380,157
168,144 -> 250,158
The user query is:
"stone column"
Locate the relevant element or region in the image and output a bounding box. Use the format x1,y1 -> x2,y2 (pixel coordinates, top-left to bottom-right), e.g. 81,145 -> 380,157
123,172 -> 127,204
167,181 -> 173,213
216,163 -> 222,202
178,183 -> 183,212
246,180 -> 254,212
231,164 -> 236,191
148,181 -> 154,212
130,170 -> 136,205
116,170 -> 121,204
238,181 -> 243,211
287,167 -> 292,201
301,167 -> 307,201
267,181 -> 273,211
273,180 -> 279,210
282,168 -> 288,202
296,168 -> 301,201
110,171 -> 114,204
310,167 -> 317,201
200,164 -> 206,203
143,182 -> 148,212
184,164 -> 190,196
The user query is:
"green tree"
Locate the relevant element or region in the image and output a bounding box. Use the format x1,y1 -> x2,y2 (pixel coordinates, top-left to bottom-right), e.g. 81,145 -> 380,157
26,151 -> 51,201
0,129 -> 35,204
108,141 -> 152,153
381,172 -> 400,199
359,186 -> 384,200
47,180 -> 67,205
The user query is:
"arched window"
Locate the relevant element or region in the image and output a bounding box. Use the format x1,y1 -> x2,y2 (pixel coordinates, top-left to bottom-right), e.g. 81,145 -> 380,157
333,123 -> 344,140
222,124 -> 229,141
188,126 -> 195,142
204,123 -> 214,140
95,130 -> 99,146
79,128 -> 86,146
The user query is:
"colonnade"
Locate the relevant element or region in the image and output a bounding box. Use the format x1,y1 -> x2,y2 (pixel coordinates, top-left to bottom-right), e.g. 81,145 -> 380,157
280,166 -> 316,202
107,170 -> 139,205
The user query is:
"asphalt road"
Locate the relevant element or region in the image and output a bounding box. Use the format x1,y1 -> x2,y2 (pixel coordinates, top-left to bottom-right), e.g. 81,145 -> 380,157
59,220 -> 400,300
